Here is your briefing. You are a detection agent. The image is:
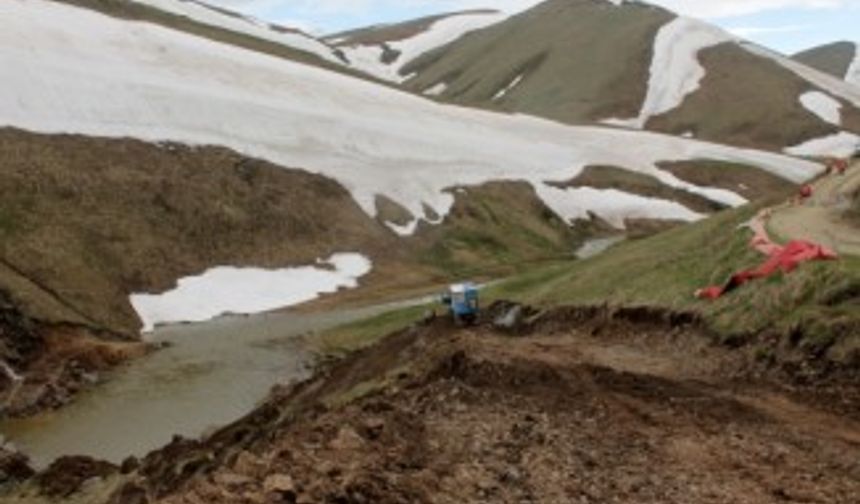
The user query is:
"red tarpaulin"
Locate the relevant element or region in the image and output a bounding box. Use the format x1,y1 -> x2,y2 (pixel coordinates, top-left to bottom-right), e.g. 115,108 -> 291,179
697,240 -> 838,300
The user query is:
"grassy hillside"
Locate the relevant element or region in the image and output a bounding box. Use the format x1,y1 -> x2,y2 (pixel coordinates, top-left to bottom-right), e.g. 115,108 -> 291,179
400,0 -> 857,151
0,130 -> 584,336
404,0 -> 671,123
0,129 -> 398,334
648,44 -> 841,149
330,201 -> 860,367
793,41 -> 856,80
657,160 -> 797,201
489,203 -> 860,361
411,182 -> 579,278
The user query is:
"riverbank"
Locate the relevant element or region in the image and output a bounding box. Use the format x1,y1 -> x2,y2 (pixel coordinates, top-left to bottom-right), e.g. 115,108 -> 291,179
0,294 -> 441,469
6,303 -> 857,503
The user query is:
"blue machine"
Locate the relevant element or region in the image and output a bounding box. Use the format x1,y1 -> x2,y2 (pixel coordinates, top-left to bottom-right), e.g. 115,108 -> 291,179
442,282 -> 479,324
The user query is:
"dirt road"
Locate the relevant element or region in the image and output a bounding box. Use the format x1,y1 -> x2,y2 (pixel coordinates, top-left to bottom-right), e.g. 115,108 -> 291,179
769,160 -> 860,255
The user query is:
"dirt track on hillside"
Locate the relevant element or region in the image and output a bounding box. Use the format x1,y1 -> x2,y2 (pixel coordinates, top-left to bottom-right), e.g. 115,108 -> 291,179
769,161 -> 860,256
34,307 -> 846,504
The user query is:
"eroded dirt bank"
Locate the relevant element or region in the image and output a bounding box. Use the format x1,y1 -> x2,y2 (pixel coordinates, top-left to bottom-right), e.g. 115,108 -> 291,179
7,304 -> 856,503
0,289 -> 149,419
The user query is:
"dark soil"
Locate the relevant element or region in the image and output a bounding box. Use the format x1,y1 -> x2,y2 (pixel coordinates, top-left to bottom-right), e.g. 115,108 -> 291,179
40,304 -> 853,504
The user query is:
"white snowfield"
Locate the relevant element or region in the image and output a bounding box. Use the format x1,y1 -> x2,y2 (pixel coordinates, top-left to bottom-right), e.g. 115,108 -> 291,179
785,132 -> 860,158
609,17 -> 734,129
847,43 -> 860,87
799,91 -> 842,126
493,74 -> 525,101
1,0 -> 822,235
129,0 -> 343,65
335,11 -> 506,82
130,253 -> 372,332
423,82 -> 448,96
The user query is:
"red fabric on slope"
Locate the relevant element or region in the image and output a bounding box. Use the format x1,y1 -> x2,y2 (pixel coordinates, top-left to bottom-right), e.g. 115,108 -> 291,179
697,240 -> 838,300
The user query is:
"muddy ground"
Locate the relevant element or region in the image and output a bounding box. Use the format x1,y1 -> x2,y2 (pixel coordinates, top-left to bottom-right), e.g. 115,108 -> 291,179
7,304 -> 856,503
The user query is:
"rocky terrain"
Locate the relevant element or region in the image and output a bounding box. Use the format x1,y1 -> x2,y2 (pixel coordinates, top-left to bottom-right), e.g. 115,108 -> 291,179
4,304 -> 859,502
1,1 -> 859,501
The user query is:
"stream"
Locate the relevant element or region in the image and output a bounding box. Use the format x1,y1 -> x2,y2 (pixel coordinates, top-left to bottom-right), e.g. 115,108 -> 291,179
1,299 -> 429,469
0,238 -> 624,469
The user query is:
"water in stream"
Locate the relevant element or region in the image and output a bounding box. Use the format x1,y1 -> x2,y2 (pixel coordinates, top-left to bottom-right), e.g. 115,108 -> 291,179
1,301 -> 424,468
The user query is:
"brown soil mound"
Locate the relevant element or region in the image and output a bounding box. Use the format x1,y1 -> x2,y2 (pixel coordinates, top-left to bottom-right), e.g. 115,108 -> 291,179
82,305 -> 859,504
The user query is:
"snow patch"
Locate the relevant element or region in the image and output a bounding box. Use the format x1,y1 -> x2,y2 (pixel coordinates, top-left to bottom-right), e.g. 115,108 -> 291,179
423,82 -> 448,96
128,0 -> 343,65
798,91 -> 842,125
0,0 -> 823,237
606,17 -> 734,129
386,220 -> 420,236
847,43 -> 860,86
130,253 -> 372,332
535,185 -> 705,229
339,11 -> 506,82
492,74 -> 524,101
785,132 -> 860,158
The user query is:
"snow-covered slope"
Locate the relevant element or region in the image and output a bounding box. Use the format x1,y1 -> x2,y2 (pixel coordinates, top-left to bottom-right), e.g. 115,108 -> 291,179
329,10 -> 506,82
605,17 -> 735,129
128,0 -> 344,64
1,0 -> 822,234
399,0 -> 860,154
609,19 -> 860,129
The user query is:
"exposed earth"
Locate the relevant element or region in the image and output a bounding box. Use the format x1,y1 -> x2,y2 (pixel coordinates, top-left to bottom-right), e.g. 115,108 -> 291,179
3,160 -> 859,504
3,164 -> 860,504
3,1 -> 860,502
4,305 -> 859,503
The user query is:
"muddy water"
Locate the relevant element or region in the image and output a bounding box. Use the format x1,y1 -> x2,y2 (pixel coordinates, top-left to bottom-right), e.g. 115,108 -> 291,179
1,300 -> 428,468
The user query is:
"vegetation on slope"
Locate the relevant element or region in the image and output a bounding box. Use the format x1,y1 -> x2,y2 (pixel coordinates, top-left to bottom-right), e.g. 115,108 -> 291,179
412,182 -> 579,278
657,160 -> 797,201
0,130 -> 584,337
404,0 -> 671,122
0,129 -> 397,334
649,43 -> 857,149
327,201 -> 860,368
792,41 -> 857,80
490,203 -> 860,362
555,165 -> 726,214
400,0 -> 859,151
